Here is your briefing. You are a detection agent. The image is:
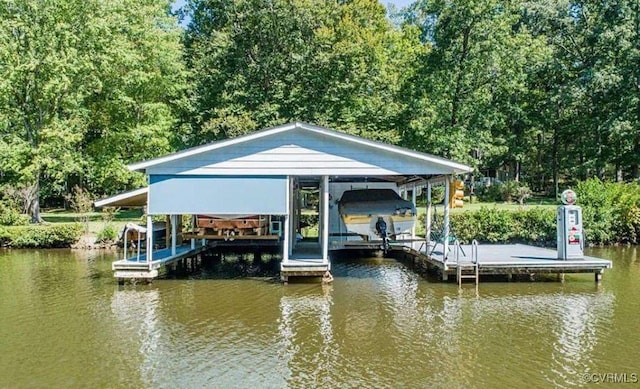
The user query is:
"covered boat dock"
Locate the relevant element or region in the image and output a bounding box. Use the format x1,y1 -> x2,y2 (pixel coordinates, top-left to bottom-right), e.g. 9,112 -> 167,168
96,122 -> 473,281
95,121 -> 611,284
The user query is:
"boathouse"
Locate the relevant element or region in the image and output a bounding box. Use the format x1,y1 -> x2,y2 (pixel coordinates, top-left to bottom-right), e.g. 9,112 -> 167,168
96,122 -> 473,280
97,122 -> 614,283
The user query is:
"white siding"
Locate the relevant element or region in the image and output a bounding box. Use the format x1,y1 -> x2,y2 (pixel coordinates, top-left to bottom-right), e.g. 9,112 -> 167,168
146,128 -> 452,176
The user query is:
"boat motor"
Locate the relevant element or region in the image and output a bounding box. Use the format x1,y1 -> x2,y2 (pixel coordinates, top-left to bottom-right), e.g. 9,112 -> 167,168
375,217 -> 389,254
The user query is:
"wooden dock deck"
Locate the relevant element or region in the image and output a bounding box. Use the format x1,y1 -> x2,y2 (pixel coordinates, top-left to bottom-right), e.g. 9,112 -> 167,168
112,244 -> 208,280
110,237 -> 611,284
393,243 -> 612,281
281,242 -> 330,281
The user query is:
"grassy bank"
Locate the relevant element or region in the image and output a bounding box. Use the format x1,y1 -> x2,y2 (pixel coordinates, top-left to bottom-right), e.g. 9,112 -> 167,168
42,208 -> 143,235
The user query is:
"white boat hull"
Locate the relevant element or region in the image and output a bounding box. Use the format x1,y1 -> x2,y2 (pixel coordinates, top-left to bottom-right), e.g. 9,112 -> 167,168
338,188 -> 417,241
342,214 -> 416,241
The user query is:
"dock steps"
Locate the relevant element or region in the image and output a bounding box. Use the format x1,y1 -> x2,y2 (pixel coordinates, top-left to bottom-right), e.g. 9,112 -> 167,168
456,240 -> 479,287
112,245 -> 207,280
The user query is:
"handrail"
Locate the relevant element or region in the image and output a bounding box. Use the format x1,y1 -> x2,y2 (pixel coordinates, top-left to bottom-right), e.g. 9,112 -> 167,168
123,223 -> 146,262
457,239 -> 480,288
471,239 -> 479,264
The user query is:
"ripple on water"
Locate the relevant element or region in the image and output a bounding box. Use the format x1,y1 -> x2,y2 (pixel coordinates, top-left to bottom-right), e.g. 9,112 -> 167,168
0,249 -> 637,388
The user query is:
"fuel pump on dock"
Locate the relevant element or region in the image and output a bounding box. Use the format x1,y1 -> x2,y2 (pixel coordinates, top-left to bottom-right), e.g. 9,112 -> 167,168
557,189 -> 583,260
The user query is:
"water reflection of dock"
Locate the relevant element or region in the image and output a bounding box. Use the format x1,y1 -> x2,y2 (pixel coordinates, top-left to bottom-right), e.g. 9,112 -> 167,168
278,288 -> 336,386
106,260 -> 618,387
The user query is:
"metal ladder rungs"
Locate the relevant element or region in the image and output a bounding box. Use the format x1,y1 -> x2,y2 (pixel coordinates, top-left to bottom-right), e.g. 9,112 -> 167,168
457,240 -> 479,287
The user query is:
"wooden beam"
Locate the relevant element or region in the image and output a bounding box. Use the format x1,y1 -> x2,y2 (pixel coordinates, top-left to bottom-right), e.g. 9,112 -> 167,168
182,233 -> 280,240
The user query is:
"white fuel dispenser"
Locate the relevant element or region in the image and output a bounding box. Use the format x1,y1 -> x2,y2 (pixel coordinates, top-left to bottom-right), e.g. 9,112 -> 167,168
557,189 -> 583,259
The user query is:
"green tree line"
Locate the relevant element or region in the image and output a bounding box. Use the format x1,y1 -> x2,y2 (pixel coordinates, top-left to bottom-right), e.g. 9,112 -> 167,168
1,0 -> 639,221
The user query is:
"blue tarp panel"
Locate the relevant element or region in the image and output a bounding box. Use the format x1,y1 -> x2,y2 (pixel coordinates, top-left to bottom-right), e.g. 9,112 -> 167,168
148,175 -> 287,215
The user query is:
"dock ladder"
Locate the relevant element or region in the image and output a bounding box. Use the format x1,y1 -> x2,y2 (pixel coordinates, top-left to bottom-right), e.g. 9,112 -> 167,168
456,240 -> 479,287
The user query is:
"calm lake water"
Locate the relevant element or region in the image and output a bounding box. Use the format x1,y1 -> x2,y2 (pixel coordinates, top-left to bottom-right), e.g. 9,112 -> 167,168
0,247 -> 638,388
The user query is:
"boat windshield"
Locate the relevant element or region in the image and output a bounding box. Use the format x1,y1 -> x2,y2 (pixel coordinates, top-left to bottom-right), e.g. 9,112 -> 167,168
340,189 -> 402,202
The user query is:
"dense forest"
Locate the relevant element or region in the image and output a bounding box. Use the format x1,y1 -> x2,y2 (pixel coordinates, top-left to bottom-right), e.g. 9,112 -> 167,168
1,0 -> 640,222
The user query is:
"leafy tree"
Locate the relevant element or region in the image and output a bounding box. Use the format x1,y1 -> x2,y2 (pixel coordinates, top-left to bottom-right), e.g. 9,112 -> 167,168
65,185 -> 93,234
522,0 -> 640,186
80,0 -> 188,194
184,0 -> 420,145
0,0 -> 186,220
3,0 -> 640,213
0,0 -> 96,221
403,0 -> 548,172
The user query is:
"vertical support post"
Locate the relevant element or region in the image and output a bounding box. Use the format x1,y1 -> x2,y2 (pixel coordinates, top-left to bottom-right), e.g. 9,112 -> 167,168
146,213 -> 153,264
411,184 -> 417,241
191,215 -> 196,249
443,176 -> 451,260
289,176 -> 294,256
322,175 -> 329,264
291,178 -> 297,251
165,215 -> 171,248
171,214 -> 177,256
123,227 -> 128,261
319,179 -> 323,250
282,176 -> 290,264
426,182 -> 432,250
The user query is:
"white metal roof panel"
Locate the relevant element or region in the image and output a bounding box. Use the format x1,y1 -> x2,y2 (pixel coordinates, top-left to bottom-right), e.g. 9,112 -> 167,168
129,122 -> 472,176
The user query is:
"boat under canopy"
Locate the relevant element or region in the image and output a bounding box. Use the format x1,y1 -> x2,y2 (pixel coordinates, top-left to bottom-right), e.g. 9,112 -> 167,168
338,188 -> 416,241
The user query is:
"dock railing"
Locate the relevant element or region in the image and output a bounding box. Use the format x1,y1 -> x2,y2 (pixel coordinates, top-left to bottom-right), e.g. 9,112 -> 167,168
471,240 -> 478,264
123,223 -> 146,262
451,239 -> 466,264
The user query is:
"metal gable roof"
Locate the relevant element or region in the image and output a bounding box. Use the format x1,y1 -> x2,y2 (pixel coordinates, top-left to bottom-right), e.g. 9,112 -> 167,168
128,122 -> 472,174
94,187 -> 148,208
